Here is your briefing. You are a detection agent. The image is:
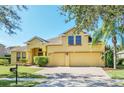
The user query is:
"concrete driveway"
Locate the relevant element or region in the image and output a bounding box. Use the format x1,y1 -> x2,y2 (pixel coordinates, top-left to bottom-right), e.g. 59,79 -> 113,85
35,67 -> 121,87
36,67 -> 110,79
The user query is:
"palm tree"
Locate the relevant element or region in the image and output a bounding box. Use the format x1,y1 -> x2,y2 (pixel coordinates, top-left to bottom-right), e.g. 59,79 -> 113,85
60,5 -> 124,69
92,18 -> 124,69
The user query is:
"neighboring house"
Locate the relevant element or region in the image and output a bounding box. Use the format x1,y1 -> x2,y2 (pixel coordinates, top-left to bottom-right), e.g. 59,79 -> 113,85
0,44 -> 6,56
11,28 -> 105,66
6,46 -> 19,55
117,50 -> 124,59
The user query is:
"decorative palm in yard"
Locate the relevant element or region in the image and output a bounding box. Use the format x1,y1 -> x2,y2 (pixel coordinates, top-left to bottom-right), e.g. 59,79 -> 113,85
92,20 -> 119,69
60,5 -> 124,69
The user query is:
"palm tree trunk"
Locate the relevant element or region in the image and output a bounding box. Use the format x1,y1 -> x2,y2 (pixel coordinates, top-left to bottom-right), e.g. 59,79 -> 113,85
113,44 -> 117,69
120,34 -> 124,49
112,36 -> 117,69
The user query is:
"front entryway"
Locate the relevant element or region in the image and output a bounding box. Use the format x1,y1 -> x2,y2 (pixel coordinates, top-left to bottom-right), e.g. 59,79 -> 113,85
31,48 -> 46,64
32,48 -> 43,56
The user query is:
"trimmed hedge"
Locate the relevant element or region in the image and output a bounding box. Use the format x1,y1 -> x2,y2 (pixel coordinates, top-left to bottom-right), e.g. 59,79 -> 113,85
34,56 -> 48,67
19,58 -> 28,63
0,56 -> 11,64
0,57 -> 10,59
0,59 -> 9,66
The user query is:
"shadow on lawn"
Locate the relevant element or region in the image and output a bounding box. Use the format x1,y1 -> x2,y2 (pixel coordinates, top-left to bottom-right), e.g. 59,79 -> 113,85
0,72 -> 46,78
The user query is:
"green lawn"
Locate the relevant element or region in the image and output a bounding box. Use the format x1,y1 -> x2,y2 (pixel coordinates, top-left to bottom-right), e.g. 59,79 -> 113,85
105,65 -> 124,79
0,65 -> 46,78
0,65 -> 45,87
0,80 -> 40,87
106,69 -> 124,79
0,65 -> 41,74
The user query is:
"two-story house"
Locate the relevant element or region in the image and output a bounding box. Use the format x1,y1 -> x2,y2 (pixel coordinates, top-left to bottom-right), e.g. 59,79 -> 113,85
11,28 -> 105,66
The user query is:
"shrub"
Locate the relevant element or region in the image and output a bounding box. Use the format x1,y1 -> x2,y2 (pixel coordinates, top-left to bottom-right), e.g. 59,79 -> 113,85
105,50 -> 113,67
0,56 -> 10,59
19,58 -> 28,63
34,56 -> 39,65
102,46 -> 113,67
4,54 -> 11,57
0,59 -> 4,65
0,56 -> 11,64
0,59 -> 9,66
34,56 -> 48,67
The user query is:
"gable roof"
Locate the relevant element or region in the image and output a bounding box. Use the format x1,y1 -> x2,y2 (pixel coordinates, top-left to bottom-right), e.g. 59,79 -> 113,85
24,27 -> 90,46
62,27 -> 75,34
62,27 -> 88,35
47,36 -> 62,44
26,36 -> 48,43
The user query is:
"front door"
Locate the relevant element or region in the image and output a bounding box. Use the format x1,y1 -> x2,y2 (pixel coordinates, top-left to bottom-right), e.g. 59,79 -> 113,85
38,49 -> 43,56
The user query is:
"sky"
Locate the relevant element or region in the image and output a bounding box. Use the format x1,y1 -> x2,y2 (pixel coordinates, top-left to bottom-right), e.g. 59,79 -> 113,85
0,5 -> 75,47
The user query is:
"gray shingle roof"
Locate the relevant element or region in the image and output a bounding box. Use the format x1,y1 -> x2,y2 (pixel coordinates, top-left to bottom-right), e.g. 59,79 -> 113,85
11,46 -> 27,52
26,36 -> 48,43
47,36 -> 62,45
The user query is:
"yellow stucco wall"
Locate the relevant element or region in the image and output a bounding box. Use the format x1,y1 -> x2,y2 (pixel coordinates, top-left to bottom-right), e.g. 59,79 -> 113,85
11,51 -> 27,64
11,28 -> 105,66
26,38 -> 47,64
47,29 -> 105,67
47,30 -> 104,53
11,51 -> 17,64
27,39 -> 46,51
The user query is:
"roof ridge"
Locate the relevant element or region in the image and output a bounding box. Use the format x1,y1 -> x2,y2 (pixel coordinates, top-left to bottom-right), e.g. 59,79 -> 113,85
26,36 -> 48,43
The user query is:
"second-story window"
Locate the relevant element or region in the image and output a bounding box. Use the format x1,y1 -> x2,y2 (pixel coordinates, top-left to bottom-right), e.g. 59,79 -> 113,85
76,36 -> 81,45
68,36 -> 74,45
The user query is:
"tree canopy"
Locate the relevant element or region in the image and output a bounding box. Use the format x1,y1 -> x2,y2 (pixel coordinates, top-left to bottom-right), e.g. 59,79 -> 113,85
0,5 -> 27,34
60,6 -> 124,31
60,5 -> 124,69
60,5 -> 124,44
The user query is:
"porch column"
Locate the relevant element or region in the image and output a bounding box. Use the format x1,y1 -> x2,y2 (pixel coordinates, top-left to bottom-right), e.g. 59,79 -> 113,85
43,51 -> 46,56
65,52 -> 69,66
27,50 -> 32,64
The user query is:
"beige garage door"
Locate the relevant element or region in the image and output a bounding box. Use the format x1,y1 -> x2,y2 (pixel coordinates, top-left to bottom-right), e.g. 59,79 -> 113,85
69,52 -> 103,66
49,53 -> 65,66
